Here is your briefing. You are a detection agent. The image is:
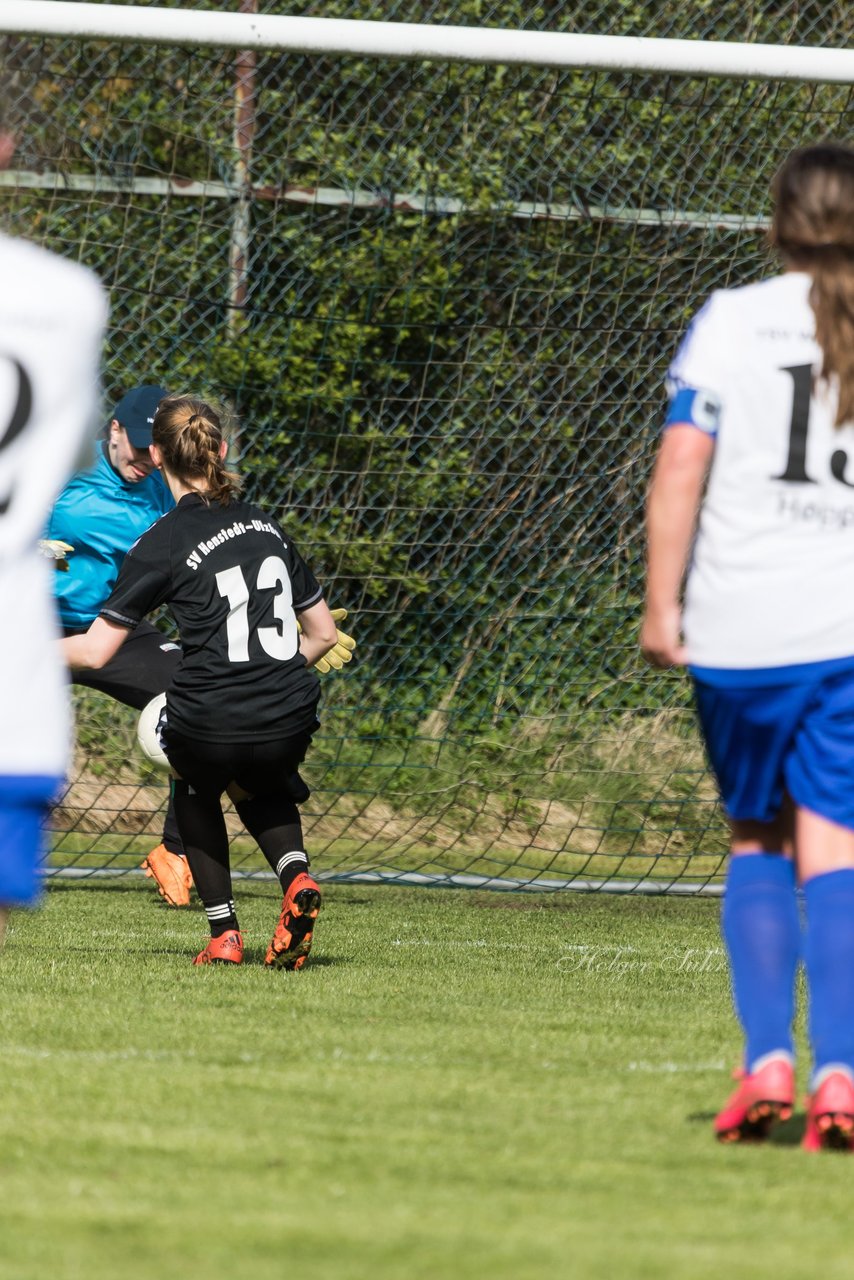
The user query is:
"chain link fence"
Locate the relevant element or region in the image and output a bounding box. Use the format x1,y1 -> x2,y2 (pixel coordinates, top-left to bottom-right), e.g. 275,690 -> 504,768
3,1 -> 853,891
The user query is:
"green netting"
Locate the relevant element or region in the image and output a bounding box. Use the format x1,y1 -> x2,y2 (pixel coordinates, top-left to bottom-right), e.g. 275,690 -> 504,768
3,1 -> 853,892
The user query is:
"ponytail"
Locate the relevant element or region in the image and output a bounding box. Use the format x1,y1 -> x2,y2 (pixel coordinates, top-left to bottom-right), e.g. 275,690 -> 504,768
770,143 -> 854,428
152,395 -> 243,504
810,259 -> 854,428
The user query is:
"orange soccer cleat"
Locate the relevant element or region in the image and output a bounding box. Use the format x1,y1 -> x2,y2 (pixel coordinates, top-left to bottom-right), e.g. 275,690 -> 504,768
193,930 -> 244,966
265,872 -> 322,971
802,1070 -> 854,1153
714,1055 -> 795,1143
141,844 -> 193,907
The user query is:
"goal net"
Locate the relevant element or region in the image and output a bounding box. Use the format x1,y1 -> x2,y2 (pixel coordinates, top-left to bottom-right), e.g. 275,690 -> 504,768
3,1 -> 853,893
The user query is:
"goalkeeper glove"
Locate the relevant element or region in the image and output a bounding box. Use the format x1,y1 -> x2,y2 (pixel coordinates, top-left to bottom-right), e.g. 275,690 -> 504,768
315,607 -> 356,675
37,539 -> 74,572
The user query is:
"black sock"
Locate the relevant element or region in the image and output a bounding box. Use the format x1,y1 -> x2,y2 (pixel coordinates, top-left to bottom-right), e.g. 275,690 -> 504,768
275,852 -> 309,895
204,899 -> 239,936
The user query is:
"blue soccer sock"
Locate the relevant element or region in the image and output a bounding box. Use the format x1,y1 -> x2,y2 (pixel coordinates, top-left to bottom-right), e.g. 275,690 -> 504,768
721,852 -> 800,1071
802,869 -> 854,1084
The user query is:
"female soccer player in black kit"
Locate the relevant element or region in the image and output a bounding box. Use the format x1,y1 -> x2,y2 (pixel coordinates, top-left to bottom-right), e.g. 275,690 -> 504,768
63,395 -> 339,968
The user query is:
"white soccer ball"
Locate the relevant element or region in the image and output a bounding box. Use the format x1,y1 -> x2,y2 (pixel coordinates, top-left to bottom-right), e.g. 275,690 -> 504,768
137,692 -> 170,770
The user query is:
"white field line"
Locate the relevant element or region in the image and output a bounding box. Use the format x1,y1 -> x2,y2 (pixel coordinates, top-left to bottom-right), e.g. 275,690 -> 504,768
627,1060 -> 729,1074
43,865 -> 727,896
2,1044 -> 729,1074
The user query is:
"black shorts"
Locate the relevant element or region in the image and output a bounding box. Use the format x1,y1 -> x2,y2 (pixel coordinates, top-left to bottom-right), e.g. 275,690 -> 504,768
163,724 -> 318,803
65,619 -> 181,710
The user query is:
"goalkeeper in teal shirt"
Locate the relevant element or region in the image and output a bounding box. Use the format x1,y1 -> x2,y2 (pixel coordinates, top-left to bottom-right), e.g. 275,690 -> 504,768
47,384 -> 192,906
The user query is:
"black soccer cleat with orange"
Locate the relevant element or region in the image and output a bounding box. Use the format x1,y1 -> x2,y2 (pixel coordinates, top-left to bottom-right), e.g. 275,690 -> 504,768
265,872 -> 321,971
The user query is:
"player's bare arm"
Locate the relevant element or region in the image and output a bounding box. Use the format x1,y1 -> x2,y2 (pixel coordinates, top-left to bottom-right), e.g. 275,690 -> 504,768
297,598 -> 339,669
641,424 -> 714,668
61,616 -> 131,671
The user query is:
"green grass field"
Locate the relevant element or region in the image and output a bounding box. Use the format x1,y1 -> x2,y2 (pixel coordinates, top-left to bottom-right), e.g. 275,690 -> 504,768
0,881 -> 850,1280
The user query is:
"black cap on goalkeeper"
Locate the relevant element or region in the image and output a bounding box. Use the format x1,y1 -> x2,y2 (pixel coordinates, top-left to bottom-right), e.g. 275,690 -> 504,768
112,384 -> 169,449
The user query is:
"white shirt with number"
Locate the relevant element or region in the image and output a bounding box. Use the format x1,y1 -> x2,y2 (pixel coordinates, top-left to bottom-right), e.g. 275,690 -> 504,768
0,234 -> 107,776
667,270 -> 854,670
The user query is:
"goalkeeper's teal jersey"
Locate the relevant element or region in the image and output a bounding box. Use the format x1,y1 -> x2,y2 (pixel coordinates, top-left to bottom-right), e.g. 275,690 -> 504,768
47,446 -> 173,628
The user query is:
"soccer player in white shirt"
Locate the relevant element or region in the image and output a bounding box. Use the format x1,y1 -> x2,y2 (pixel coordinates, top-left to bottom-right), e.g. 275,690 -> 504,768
0,129 -> 108,942
641,142 -> 854,1152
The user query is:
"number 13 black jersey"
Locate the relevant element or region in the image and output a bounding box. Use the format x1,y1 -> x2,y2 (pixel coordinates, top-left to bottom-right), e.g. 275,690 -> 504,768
101,493 -> 324,741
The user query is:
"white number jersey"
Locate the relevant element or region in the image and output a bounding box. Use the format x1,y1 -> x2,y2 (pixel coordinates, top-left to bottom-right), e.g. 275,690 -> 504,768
666,270 -> 854,670
0,233 -> 107,776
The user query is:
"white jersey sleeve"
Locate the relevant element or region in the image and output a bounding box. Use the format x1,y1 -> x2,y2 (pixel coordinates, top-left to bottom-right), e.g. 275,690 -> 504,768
664,293 -> 729,435
0,234 -> 108,776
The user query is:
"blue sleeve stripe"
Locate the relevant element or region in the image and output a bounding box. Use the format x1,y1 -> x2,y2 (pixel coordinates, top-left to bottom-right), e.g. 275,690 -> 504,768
664,387 -> 719,436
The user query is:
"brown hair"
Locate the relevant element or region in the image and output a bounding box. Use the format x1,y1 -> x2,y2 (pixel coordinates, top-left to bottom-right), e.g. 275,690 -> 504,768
770,142 -> 854,427
152,395 -> 243,506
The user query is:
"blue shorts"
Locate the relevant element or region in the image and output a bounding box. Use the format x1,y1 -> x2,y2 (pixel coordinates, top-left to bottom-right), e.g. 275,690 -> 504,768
0,775 -> 62,907
692,662 -> 854,828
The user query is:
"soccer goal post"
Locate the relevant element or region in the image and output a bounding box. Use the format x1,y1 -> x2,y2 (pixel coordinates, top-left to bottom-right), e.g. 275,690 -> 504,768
3,2 -> 853,895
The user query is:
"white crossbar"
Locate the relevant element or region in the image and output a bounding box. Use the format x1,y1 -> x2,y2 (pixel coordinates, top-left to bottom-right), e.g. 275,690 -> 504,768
2,1 -> 854,85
